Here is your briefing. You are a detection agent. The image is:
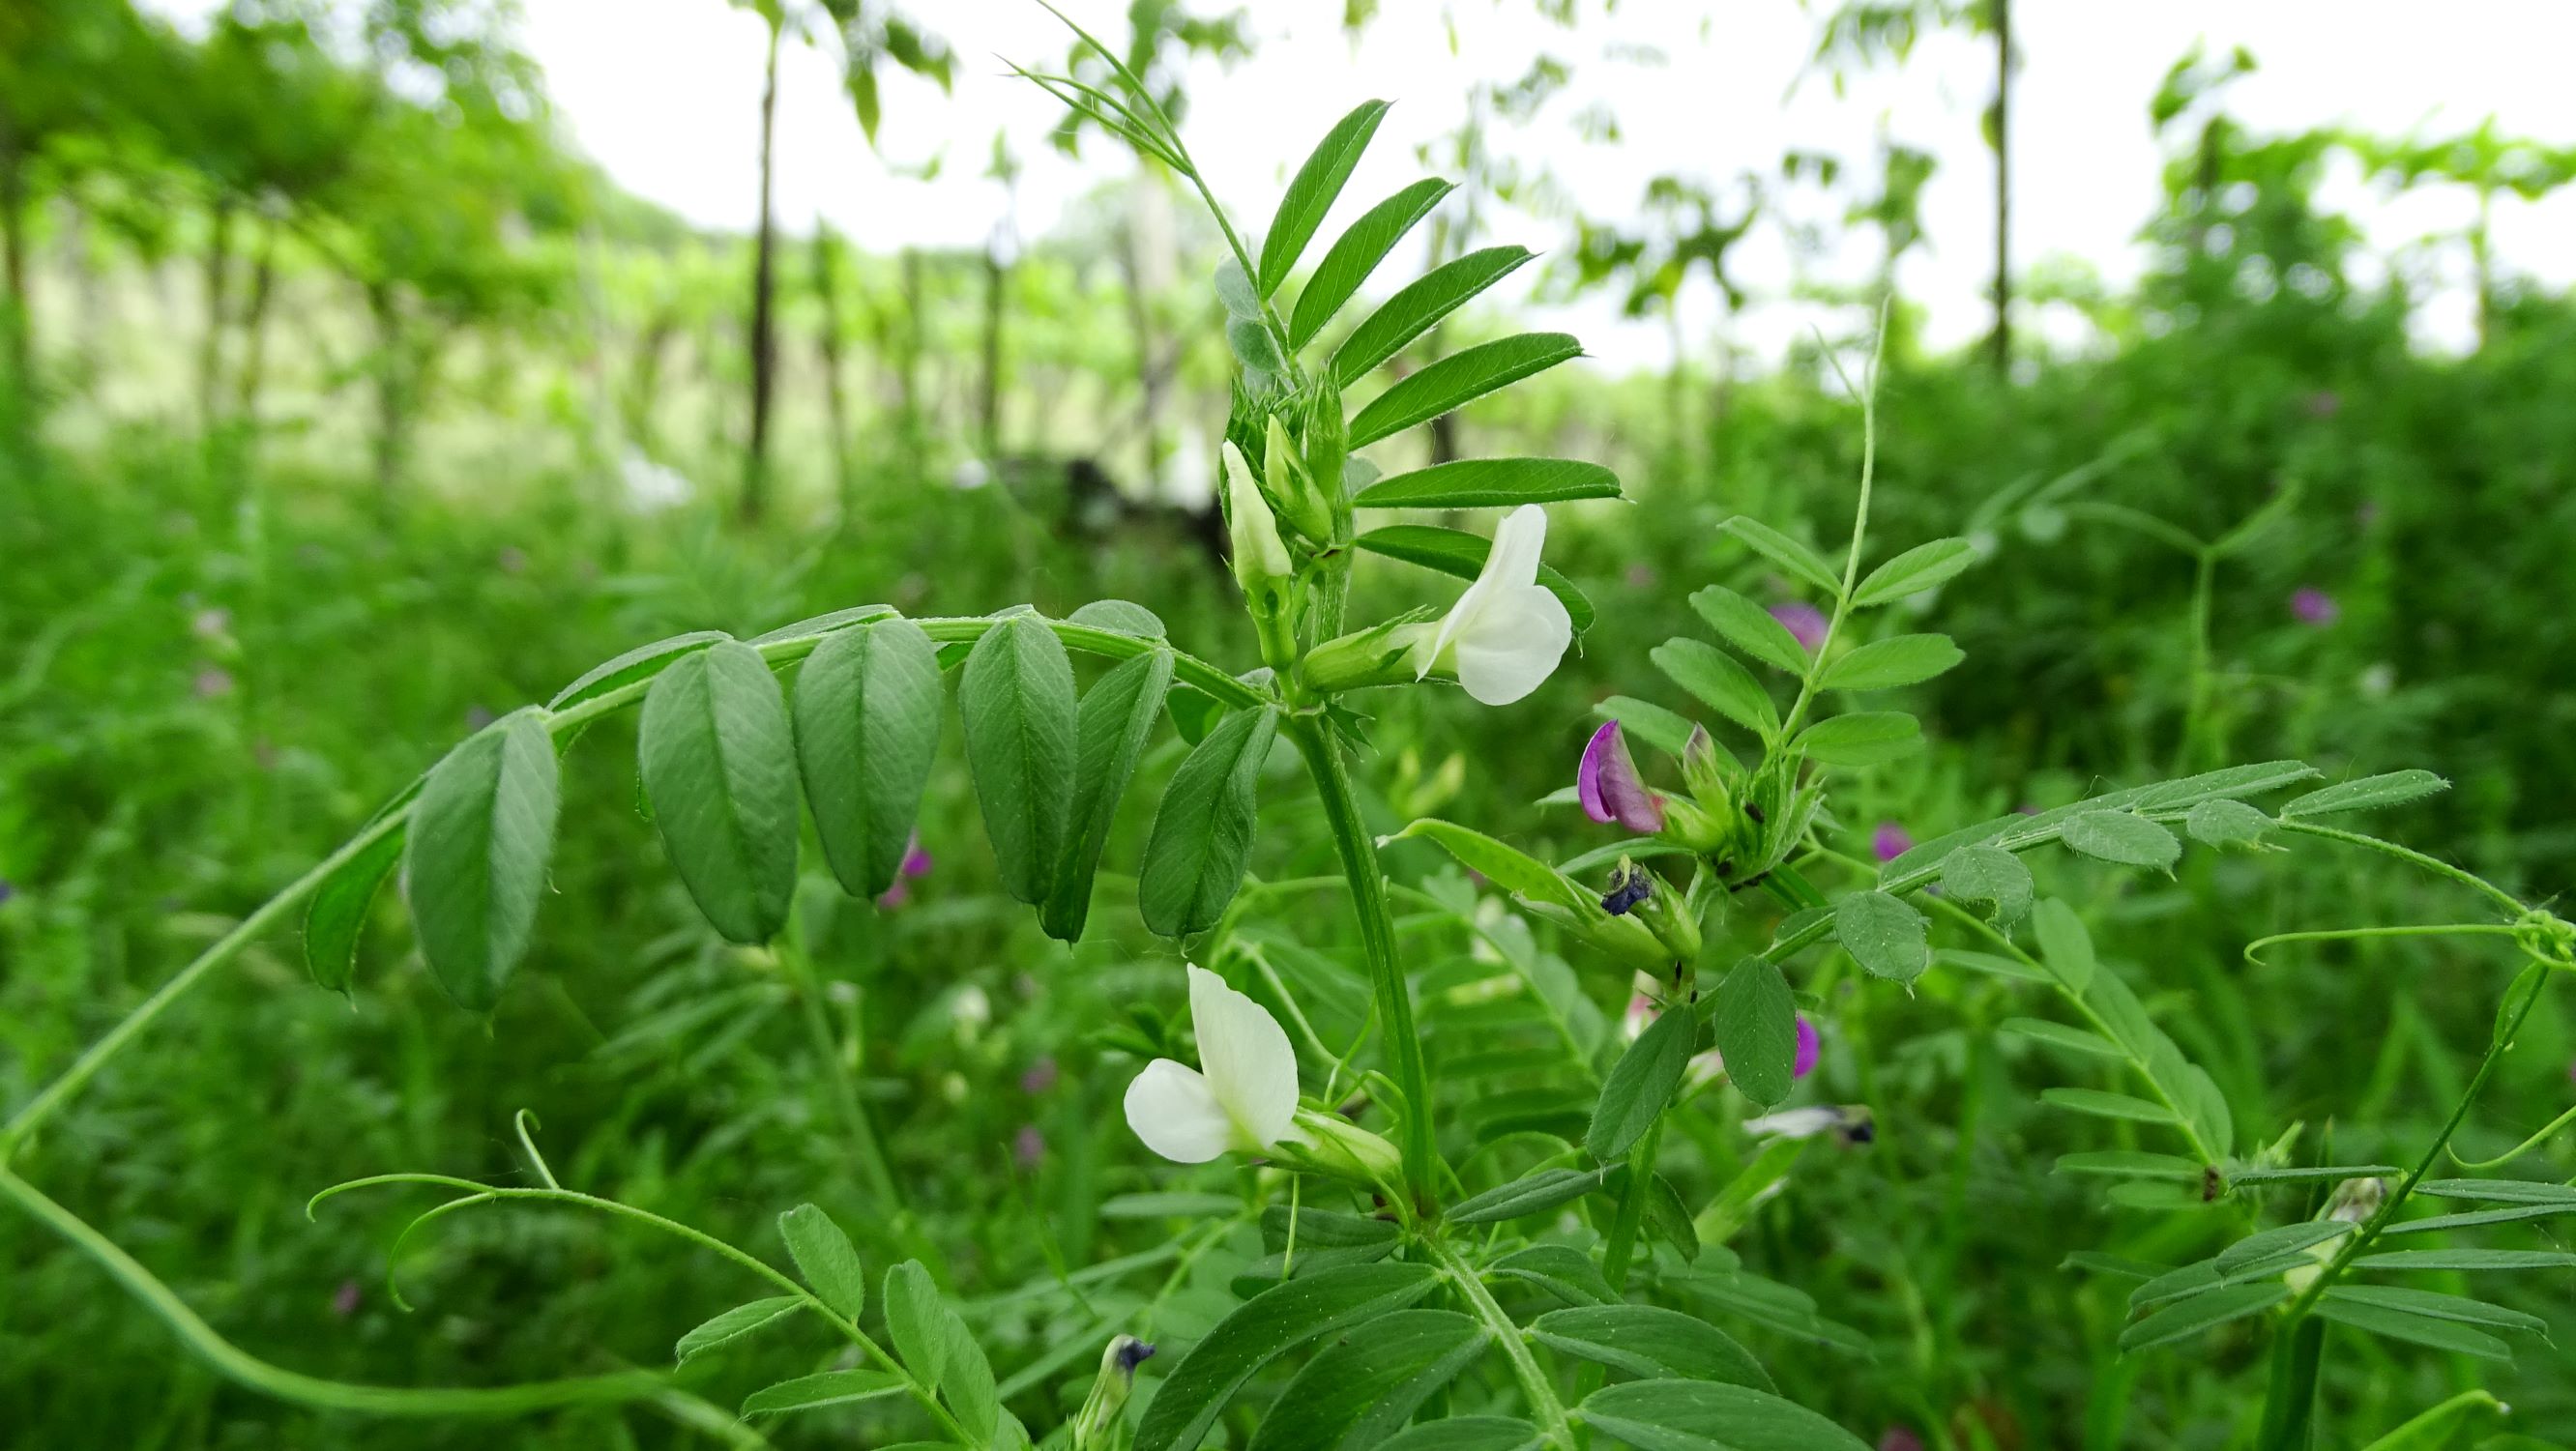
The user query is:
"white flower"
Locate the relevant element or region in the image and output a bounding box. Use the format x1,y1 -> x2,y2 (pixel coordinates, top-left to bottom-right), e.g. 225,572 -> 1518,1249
1416,504 -> 1572,706
1124,966 -> 1303,1163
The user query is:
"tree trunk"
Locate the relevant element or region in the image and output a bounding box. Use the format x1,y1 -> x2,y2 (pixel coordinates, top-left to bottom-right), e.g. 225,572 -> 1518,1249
367,280 -> 405,496
233,217 -> 278,432
1,139 -> 32,401
199,198 -> 236,432
1985,0 -> 2013,376
978,241 -> 1005,462
898,246 -> 926,478
740,17 -> 783,525
810,229 -> 857,521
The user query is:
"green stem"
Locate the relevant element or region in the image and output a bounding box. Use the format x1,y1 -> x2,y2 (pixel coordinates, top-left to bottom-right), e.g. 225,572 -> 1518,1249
2256,955 -> 2556,1449
0,611 -> 1260,1159
1776,336 -> 1880,745
0,1167 -> 736,1424
308,1176 -> 974,1443
1428,1237 -> 1575,1451
2272,821 -> 2530,919
1597,1119 -> 1661,1292
1285,712 -> 1438,1209
777,941 -> 900,1211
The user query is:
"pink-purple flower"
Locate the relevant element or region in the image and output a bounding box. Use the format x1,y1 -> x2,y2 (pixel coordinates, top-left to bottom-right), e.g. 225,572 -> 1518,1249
1013,1123 -> 1045,1170
1794,1015 -> 1821,1079
1870,822 -> 1914,863
1022,1057 -> 1059,1095
1578,720 -> 1665,834
2292,587 -> 2339,626
1770,601 -> 1829,653
877,835 -> 936,908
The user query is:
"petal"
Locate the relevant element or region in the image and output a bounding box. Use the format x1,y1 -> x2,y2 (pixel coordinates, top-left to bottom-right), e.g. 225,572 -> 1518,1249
1793,1016 -> 1821,1079
1484,504 -> 1548,591
1124,1059 -> 1232,1163
1186,965 -> 1301,1148
1577,720 -> 1619,824
1581,721 -> 1664,833
1453,584 -> 1572,706
1422,505 -> 1548,678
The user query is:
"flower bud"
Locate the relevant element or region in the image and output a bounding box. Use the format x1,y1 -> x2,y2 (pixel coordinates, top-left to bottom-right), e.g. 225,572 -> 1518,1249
1071,1335 -> 1156,1451
1223,440 -> 1300,669
1265,415 -> 1336,544
1300,378 -> 1348,516
1298,619 -> 1437,696
1283,1106 -> 1405,1191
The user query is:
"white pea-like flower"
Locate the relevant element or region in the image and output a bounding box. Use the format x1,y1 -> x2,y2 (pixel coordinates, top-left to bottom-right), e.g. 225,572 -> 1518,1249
1124,966 -> 1303,1163
1415,504 -> 1572,706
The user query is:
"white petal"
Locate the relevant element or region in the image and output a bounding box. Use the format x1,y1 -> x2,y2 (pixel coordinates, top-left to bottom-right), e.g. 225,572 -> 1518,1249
1452,584 -> 1572,706
1422,505 -> 1551,683
1186,964 -> 1301,1149
1124,1059 -> 1232,1162
1742,1106 -> 1839,1141
1484,505 -> 1548,591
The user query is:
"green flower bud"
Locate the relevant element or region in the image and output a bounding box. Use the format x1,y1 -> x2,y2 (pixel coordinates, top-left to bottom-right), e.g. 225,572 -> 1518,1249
1070,1335 -> 1156,1451
1298,620 -> 1437,696
1265,415 -> 1336,544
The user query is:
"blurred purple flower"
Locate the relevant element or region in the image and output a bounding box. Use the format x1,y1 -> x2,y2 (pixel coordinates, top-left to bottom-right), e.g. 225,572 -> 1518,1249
1022,1057 -> 1059,1095
1871,822 -> 1914,863
0,880 -> 15,907
1794,1016 -> 1821,1080
1013,1123 -> 1045,1170
1625,564 -> 1658,590
190,608 -> 230,641
2292,587 -> 2340,626
2304,390 -> 2341,419
192,667 -> 234,699
464,705 -> 496,732
333,1280 -> 361,1318
878,835 -> 934,908
1578,721 -> 1665,833
496,546 -> 528,574
1770,601 -> 1829,653
1878,1429 -> 1925,1451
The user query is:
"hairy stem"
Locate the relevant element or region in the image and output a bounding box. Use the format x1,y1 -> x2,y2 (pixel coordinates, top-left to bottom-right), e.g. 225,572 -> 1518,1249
1285,712 -> 1438,1209
2256,955 -> 2556,1449
1428,1236 -> 1575,1451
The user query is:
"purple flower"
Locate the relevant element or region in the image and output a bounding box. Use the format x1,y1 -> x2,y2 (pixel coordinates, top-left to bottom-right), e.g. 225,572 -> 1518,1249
192,667 -> 234,699
878,835 -> 934,908
1794,1016 -> 1821,1080
1116,1338 -> 1157,1374
2292,587 -> 2339,626
1022,1057 -> 1059,1095
1878,1429 -> 1925,1451
1870,822 -> 1914,863
2304,390 -> 2340,419
1625,564 -> 1658,589
1578,721 -> 1665,834
332,1280 -> 362,1318
463,705 -> 496,732
1770,601 -> 1829,653
0,880 -> 15,907
1013,1123 -> 1045,1169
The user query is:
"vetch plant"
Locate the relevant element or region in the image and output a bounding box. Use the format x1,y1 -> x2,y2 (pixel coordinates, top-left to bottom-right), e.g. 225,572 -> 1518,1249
3,17 -> 2572,1451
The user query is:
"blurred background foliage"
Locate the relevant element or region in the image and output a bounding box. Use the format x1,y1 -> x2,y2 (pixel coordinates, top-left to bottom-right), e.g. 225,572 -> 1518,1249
2,1 -> 2574,1447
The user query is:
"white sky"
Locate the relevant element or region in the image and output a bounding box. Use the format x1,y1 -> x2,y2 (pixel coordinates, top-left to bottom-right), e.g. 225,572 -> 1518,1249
162,1 -> 2576,369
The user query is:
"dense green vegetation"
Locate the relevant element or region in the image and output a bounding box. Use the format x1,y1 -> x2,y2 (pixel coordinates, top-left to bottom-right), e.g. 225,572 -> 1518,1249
4,4 -> 2574,1450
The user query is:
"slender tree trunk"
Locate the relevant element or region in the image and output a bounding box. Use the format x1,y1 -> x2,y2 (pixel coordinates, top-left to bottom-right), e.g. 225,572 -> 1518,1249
233,217 -> 278,431
810,229 -> 857,520
366,279 -> 404,496
199,198 -> 236,431
1985,0 -> 2013,376
978,241 -> 1005,462
1,140 -> 33,401
740,18 -> 783,524
897,246 -> 926,478
2471,187 -> 2493,349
